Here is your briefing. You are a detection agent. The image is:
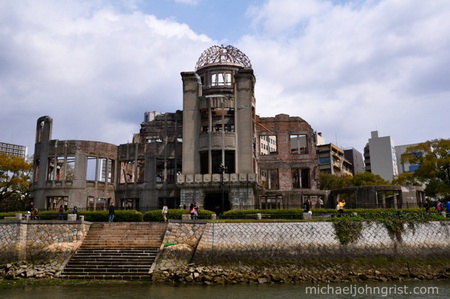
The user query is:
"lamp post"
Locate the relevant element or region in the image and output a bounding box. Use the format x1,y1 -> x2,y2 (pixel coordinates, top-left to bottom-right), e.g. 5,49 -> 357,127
219,163 -> 227,215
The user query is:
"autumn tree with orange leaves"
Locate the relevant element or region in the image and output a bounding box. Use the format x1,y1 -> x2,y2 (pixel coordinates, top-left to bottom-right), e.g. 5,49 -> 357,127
0,153 -> 32,211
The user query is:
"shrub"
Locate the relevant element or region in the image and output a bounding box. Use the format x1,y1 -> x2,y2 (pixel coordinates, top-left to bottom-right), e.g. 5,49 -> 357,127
221,208 -> 304,219
0,211 -> 26,219
79,209 -> 143,222
333,218 -> 363,245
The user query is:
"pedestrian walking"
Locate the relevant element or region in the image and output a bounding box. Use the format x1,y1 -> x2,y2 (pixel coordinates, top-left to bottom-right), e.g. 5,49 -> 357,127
162,205 -> 168,222
108,203 -> 115,222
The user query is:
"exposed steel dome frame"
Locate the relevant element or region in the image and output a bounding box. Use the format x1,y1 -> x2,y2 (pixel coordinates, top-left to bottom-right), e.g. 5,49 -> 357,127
195,44 -> 252,71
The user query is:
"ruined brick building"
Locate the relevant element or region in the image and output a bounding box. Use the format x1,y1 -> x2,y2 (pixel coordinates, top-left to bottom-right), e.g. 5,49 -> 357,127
30,45 -> 327,213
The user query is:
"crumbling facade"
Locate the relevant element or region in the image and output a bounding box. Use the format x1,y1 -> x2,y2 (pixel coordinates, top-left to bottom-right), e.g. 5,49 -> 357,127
115,111 -> 183,210
29,46 -> 325,212
328,185 -> 425,209
33,116 -> 117,210
256,114 -> 325,208
30,45 -> 421,212
177,45 -> 257,213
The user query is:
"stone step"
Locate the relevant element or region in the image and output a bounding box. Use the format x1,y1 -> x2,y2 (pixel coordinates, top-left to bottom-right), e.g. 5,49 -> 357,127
67,257 -> 155,262
82,238 -> 163,243
65,262 -> 153,267
81,239 -> 162,243
80,244 -> 161,249
59,274 -> 151,280
63,267 -> 151,272
61,222 -> 166,280
72,252 -> 158,257
75,248 -> 159,253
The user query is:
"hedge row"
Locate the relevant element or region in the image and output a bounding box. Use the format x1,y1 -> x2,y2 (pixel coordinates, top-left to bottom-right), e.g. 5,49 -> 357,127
0,208 -> 446,222
221,208 -> 304,219
0,210 -> 144,222
0,209 -> 215,222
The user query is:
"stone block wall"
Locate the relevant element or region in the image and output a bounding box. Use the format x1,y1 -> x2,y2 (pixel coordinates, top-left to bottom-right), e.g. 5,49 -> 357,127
0,223 -> 21,261
161,221 -> 450,263
0,221 -> 90,263
163,222 -> 206,248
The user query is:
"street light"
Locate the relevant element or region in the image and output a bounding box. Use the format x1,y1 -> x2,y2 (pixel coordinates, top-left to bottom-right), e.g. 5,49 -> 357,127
219,163 -> 228,214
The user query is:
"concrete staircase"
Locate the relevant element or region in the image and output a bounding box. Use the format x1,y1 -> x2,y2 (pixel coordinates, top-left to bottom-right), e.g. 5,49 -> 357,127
60,222 -> 167,280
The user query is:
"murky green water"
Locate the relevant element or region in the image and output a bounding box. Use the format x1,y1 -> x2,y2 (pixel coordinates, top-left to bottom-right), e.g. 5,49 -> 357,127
1,280 -> 449,298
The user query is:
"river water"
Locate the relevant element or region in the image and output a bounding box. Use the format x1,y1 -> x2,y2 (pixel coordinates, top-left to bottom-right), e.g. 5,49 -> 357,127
1,280 -> 449,298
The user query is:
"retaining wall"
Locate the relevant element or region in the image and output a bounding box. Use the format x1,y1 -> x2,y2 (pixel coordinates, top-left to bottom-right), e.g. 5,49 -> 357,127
162,221 -> 450,262
2,221 -> 449,265
0,220 -> 90,263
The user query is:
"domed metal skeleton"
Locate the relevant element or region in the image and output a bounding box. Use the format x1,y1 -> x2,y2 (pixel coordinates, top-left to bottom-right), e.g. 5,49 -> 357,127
195,45 -> 252,70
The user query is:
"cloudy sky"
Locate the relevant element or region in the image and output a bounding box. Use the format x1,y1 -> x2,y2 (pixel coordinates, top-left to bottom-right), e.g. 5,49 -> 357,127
1,0 -> 449,157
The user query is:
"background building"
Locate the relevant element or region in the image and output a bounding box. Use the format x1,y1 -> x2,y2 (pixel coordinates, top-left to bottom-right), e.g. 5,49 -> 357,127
0,141 -> 27,158
364,131 -> 398,182
395,143 -> 420,175
317,143 -> 352,176
344,148 -> 365,175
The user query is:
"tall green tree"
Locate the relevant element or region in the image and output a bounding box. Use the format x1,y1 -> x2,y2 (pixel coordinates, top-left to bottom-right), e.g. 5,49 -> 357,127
351,172 -> 389,186
401,138 -> 450,199
318,172 -> 388,190
318,173 -> 351,190
0,153 -> 32,211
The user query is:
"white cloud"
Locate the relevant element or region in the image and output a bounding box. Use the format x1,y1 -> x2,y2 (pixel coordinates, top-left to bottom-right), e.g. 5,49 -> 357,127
240,0 -> 450,150
173,0 -> 201,5
0,0 -> 213,152
1,0 -> 449,158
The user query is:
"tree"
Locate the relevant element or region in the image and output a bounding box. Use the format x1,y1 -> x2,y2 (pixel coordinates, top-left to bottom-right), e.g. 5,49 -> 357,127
0,153 -> 32,211
318,173 -> 352,190
351,172 -> 389,186
401,138 -> 450,199
319,172 -> 389,190
391,172 -> 421,186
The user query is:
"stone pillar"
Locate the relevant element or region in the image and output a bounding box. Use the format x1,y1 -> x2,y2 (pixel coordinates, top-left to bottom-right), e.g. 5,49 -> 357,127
16,223 -> 27,261
67,214 -> 77,221
381,192 -> 386,208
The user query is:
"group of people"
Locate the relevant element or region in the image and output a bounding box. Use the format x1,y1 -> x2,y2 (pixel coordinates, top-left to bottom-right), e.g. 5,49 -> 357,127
26,198 -> 450,223
58,205 -> 79,220
26,204 -> 40,220
424,199 -> 450,217
159,203 -> 199,221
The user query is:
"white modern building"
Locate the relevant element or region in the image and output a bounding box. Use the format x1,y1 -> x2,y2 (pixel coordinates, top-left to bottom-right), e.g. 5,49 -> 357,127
364,131 -> 398,182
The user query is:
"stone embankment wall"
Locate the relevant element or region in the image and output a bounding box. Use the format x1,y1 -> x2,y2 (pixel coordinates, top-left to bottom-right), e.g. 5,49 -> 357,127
0,220 -> 90,263
153,220 -> 450,284
160,221 -> 450,262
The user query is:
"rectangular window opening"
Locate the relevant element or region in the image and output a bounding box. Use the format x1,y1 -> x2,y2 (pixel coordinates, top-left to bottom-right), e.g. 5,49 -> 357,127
259,135 -> 277,155
290,134 -> 308,154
